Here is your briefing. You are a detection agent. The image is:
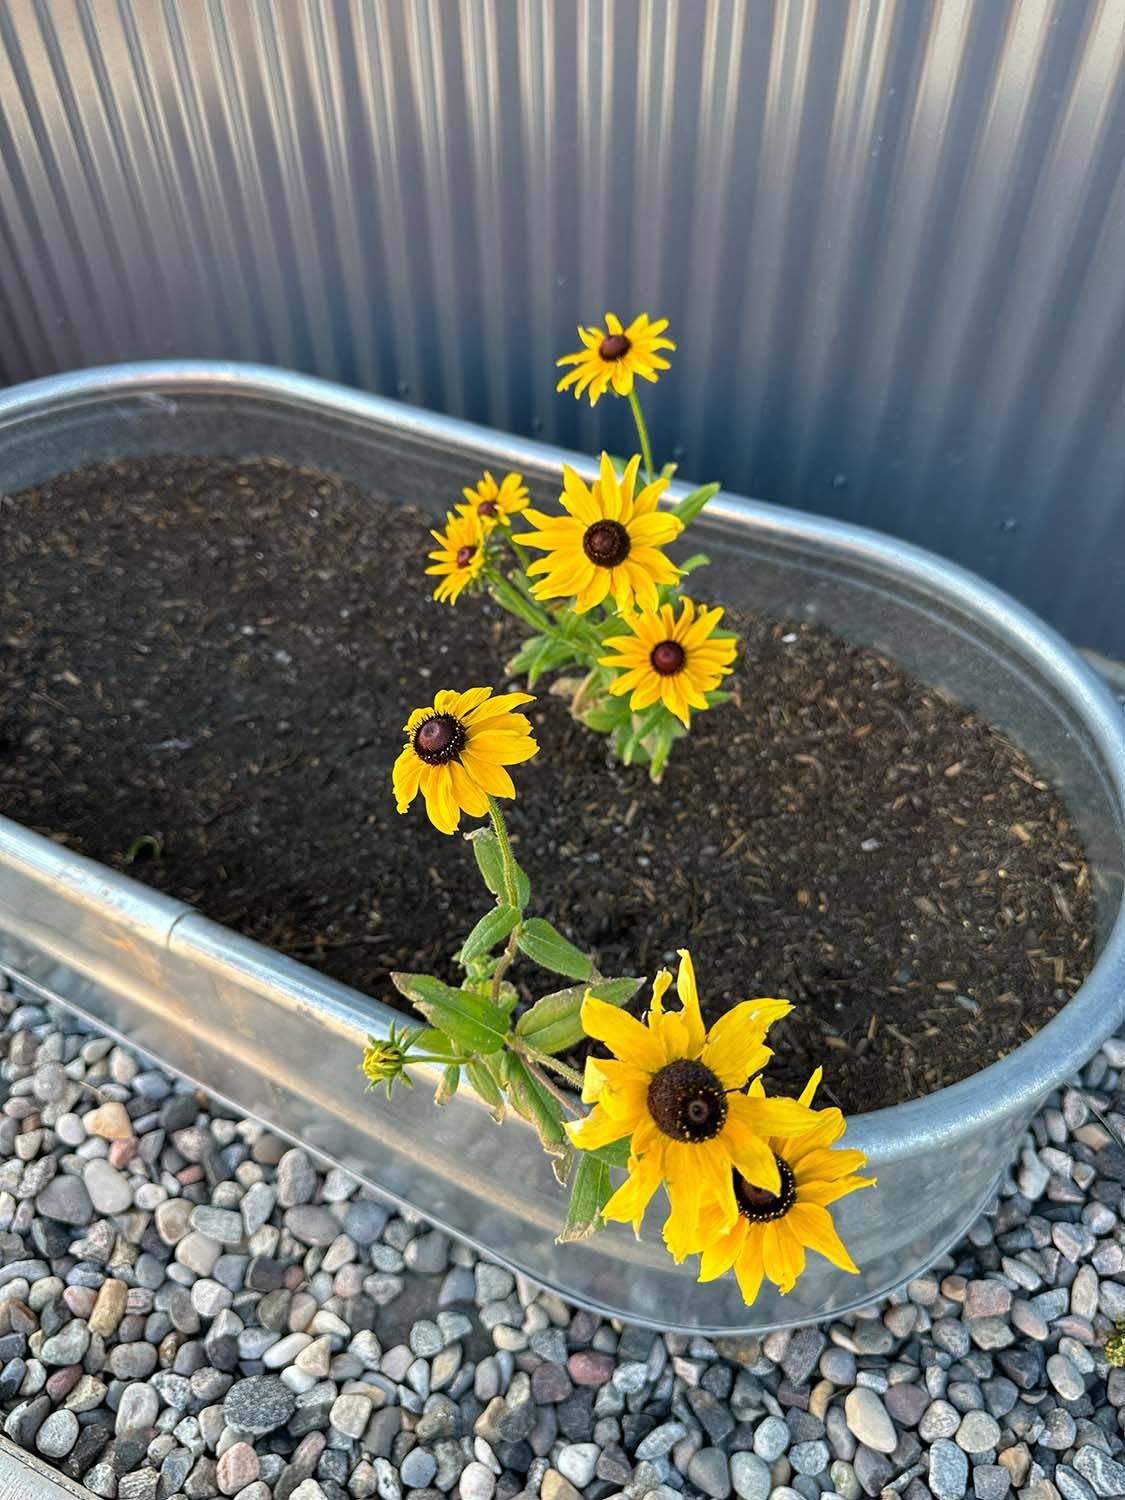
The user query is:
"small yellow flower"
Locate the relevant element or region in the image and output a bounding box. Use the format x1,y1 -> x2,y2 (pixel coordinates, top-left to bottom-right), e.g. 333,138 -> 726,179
692,1070 -> 875,1305
393,687 -> 539,834
557,312 -> 676,406
600,598 -> 737,728
459,470 -> 530,533
568,951 -> 817,1254
517,453 -> 682,615
426,509 -> 486,604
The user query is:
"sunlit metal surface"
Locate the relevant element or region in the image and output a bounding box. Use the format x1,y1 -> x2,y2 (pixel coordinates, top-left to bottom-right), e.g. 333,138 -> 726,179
0,3 -> 1122,648
1,361 -> 1124,1333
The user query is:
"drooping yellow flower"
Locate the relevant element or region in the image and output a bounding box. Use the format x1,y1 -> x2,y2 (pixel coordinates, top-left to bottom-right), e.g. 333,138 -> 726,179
516,453 -> 682,615
426,509 -> 486,604
459,470 -> 530,533
600,598 -> 737,728
392,687 -> 538,834
568,951 -> 817,1253
692,1070 -> 875,1305
556,312 -> 676,405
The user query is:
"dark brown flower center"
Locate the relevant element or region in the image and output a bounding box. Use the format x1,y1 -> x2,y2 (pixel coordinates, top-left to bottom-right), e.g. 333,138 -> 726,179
455,544 -> 476,569
646,1059 -> 728,1143
650,640 -> 686,676
599,333 -> 631,361
734,1154 -> 797,1222
412,713 -> 466,765
582,519 -> 631,569
477,500 -> 497,518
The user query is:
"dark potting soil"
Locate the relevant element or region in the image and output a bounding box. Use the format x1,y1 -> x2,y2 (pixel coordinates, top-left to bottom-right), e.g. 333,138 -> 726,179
1,457 -> 1095,1113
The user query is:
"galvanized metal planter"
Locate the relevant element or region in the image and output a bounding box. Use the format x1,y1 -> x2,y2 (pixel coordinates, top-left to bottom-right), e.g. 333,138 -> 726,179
2,362 -> 1124,1335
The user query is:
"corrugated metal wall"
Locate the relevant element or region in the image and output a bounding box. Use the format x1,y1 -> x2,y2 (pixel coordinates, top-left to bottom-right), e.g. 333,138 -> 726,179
2,0 -> 1123,651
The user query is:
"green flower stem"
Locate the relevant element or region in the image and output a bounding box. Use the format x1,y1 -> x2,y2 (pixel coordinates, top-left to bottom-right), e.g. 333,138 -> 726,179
517,1052 -> 583,1116
521,1045 -> 584,1092
487,796 -> 520,910
486,795 -> 524,1004
504,532 -> 534,573
487,572 -> 601,667
628,389 -> 655,484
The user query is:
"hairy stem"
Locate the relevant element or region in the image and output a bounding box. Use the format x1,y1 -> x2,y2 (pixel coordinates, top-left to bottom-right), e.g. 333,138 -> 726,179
628,389 -> 655,484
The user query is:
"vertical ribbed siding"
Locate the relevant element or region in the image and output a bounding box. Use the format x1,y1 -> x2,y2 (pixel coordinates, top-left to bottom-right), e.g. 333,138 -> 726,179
1,0 -> 1123,650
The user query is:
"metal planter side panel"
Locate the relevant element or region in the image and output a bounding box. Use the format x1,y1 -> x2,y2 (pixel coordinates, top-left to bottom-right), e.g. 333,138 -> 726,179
1,362 -> 1125,1332
1,2 -> 1124,650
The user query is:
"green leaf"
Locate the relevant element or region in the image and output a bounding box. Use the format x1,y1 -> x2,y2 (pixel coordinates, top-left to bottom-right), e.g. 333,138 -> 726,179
517,918 -> 594,981
458,905 -> 521,964
621,704 -> 668,766
414,1028 -> 464,1060
704,689 -> 733,707
647,719 -> 681,782
466,829 -> 531,908
672,481 -> 720,527
435,1065 -> 461,1105
390,973 -> 509,1054
465,1059 -> 506,1122
516,977 -> 642,1054
467,828 -> 504,897
509,632 -> 580,688
558,1153 -> 612,1243
676,552 -> 711,576
505,1056 -> 574,1183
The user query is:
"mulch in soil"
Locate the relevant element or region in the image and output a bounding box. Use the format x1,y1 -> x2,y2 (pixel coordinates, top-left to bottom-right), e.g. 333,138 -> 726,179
1,456 -> 1095,1113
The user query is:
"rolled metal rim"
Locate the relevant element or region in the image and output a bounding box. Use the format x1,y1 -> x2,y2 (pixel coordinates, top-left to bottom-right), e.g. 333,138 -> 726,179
3,359 -> 1125,1177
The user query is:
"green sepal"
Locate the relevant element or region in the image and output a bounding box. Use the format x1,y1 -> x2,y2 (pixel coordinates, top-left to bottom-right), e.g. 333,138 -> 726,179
465,1059 -> 506,1122
390,973 -> 509,1055
458,905 -> 521,965
505,1056 -> 574,1184
516,976 -> 642,1054
517,918 -> 594,982
675,552 -> 711,577
558,1152 -> 612,1243
672,481 -> 720,527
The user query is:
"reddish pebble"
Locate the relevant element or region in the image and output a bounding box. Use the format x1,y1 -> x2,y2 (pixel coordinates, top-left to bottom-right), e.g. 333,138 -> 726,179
216,1441 -> 260,1496
45,1365 -> 83,1402
22,1113 -> 41,1132
63,1287 -> 97,1319
176,1165 -> 205,1185
334,1265 -> 365,1298
108,1138 -> 137,1169
283,1265 -> 306,1290
566,1350 -> 615,1387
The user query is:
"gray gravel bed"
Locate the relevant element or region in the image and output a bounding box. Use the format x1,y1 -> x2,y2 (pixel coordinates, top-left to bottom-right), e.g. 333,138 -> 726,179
2,976 -> 1125,1500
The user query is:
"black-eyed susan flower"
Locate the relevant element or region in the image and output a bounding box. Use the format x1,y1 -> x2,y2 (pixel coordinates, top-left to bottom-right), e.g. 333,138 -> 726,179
393,687 -> 539,834
600,598 -> 737,727
517,453 -> 682,615
692,1069 -> 875,1304
426,509 -> 486,604
568,951 -> 818,1252
459,470 -> 530,533
556,312 -> 676,405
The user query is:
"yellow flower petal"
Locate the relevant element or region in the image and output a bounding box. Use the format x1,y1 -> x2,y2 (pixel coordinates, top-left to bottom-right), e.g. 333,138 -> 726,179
580,994 -> 665,1073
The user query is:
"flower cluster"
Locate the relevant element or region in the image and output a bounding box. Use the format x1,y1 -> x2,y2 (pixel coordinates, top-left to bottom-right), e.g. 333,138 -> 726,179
369,681 -> 872,1308
420,313 -> 735,780
570,953 -> 874,1302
